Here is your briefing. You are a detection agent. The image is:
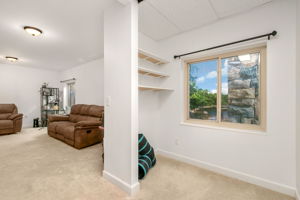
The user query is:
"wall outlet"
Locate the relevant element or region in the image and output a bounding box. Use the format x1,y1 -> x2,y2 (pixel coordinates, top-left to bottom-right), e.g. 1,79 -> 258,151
175,138 -> 180,146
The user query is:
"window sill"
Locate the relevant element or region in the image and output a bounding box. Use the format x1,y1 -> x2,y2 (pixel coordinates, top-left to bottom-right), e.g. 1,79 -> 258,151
180,122 -> 267,136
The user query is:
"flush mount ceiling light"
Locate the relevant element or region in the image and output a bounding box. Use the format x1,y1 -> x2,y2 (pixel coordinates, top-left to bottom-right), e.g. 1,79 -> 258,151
5,56 -> 18,62
24,26 -> 43,36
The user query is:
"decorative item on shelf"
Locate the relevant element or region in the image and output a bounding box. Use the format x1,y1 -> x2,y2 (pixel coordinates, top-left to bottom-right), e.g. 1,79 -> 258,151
43,88 -> 51,96
42,82 -> 48,88
53,103 -> 59,111
48,96 -> 56,103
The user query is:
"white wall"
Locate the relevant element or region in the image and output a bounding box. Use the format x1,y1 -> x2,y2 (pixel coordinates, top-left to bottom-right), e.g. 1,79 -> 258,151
103,0 -> 139,195
0,64 -> 59,127
138,33 -> 162,149
296,0 -> 300,198
60,58 -> 104,106
149,0 -> 296,196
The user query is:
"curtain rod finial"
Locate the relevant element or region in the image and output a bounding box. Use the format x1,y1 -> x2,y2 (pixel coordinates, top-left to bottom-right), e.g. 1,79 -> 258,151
271,30 -> 277,36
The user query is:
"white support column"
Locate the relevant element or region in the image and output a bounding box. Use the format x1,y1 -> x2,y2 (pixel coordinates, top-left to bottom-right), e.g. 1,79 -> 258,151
103,0 -> 139,196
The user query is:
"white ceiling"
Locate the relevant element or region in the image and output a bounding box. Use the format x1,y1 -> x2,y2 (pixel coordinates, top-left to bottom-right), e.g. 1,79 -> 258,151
139,0 -> 273,41
0,0 -> 273,70
0,0 -> 113,71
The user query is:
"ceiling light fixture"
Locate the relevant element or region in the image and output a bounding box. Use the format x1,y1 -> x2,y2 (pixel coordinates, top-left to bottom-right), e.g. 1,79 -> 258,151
5,56 -> 18,62
24,26 -> 43,36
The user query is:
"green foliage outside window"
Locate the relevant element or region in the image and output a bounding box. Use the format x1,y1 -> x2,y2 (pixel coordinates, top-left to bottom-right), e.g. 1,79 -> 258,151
189,82 -> 228,110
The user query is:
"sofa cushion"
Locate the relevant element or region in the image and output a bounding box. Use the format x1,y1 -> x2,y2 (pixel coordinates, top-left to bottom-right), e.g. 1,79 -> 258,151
80,105 -> 90,115
48,121 -> 75,133
0,114 -> 11,120
55,122 -> 75,139
0,104 -> 17,114
0,120 -> 13,130
69,104 -> 104,123
63,127 -> 75,140
89,105 -> 104,118
70,104 -> 82,114
69,115 -> 100,123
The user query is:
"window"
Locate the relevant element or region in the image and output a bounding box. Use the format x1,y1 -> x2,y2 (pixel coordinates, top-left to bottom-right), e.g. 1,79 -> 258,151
63,82 -> 75,113
185,46 -> 266,130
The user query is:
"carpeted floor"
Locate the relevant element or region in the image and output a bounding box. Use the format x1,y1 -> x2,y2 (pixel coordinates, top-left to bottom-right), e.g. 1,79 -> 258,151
0,128 -> 295,200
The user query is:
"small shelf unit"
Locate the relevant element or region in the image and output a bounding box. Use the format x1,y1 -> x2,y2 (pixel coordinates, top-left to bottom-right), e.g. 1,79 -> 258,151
138,85 -> 173,91
40,87 -> 60,127
138,67 -> 169,78
138,49 -> 172,92
138,49 -> 169,65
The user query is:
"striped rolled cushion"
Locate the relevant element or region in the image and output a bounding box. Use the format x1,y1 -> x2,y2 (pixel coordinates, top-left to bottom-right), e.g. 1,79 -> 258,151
138,134 -> 151,155
152,157 -> 156,167
139,154 -> 153,168
138,133 -> 157,179
138,157 -> 151,179
145,146 -> 154,159
145,146 -> 156,167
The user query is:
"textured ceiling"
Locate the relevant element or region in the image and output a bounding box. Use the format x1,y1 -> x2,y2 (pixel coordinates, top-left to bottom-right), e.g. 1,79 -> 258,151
139,0 -> 273,41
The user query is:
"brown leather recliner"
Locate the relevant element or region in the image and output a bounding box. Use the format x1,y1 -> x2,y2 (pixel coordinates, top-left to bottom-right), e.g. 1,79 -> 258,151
48,104 -> 104,149
0,104 -> 23,135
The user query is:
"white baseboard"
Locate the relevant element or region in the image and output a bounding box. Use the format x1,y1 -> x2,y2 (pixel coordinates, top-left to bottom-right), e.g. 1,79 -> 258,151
157,149 -> 296,197
103,170 -> 140,196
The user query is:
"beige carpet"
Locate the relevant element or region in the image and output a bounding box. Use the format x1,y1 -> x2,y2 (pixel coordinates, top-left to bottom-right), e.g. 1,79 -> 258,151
0,128 -> 295,200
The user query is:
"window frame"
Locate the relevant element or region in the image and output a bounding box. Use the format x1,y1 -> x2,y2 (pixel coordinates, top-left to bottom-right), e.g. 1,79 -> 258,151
184,46 -> 266,131
63,81 -> 76,113
67,82 -> 75,107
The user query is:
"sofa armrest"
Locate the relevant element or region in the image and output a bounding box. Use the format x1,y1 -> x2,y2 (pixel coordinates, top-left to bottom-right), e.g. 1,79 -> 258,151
48,115 -> 69,122
9,113 -> 23,120
75,121 -> 101,128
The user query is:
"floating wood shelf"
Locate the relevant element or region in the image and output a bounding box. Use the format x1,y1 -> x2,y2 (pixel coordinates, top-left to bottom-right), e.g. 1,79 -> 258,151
139,85 -> 173,91
138,49 -> 169,65
138,67 -> 169,78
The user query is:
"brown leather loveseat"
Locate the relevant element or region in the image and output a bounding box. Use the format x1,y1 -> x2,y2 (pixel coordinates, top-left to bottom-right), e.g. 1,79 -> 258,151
48,104 -> 104,149
0,104 -> 23,135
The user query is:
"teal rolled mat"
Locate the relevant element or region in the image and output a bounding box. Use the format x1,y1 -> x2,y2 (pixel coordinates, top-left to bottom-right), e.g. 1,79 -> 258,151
138,133 -> 156,179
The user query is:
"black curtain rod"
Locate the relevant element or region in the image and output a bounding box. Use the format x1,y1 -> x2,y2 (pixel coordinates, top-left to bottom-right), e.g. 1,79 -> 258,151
138,0 -> 144,3
174,30 -> 277,59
